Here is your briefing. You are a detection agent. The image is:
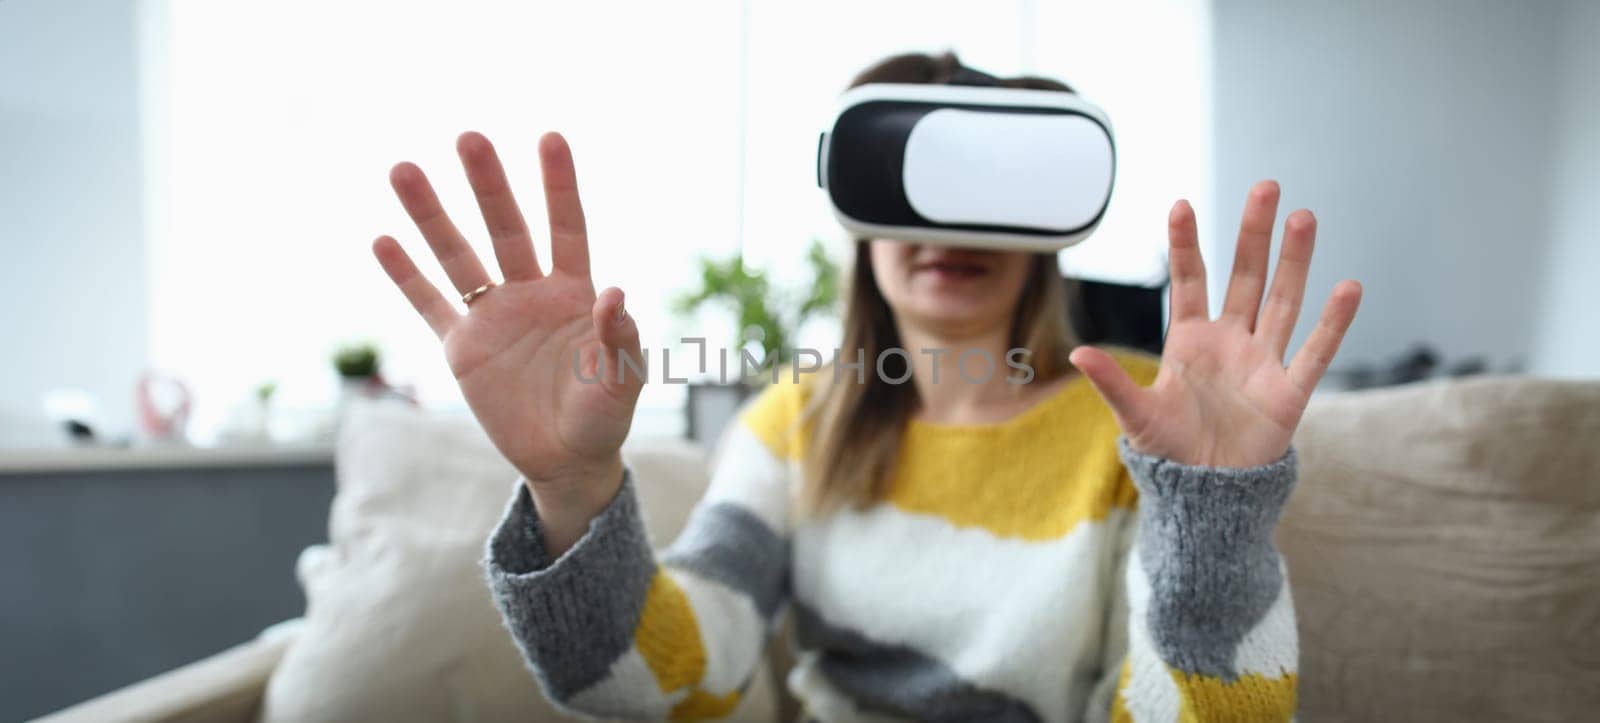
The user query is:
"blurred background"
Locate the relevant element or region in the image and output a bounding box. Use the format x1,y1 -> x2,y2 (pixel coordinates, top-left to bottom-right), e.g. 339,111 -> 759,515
2,0 -> 1597,720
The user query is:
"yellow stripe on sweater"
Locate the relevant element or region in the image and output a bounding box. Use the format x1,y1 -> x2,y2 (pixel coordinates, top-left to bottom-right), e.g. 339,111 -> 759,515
738,377 -> 809,462
1171,668 -> 1297,723
1111,659 -> 1135,723
633,571 -> 743,721
636,571 -> 705,691
889,351 -> 1157,540
669,688 -> 742,721
737,350 -> 1159,540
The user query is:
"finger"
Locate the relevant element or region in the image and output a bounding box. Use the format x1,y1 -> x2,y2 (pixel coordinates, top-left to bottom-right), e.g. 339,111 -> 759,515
372,235 -> 459,339
590,287 -> 643,397
1288,280 -> 1363,394
389,161 -> 493,295
1220,180 -> 1280,329
457,132 -> 542,281
539,132 -> 592,277
1257,209 -> 1316,359
1069,345 -> 1155,435
1167,199 -> 1209,322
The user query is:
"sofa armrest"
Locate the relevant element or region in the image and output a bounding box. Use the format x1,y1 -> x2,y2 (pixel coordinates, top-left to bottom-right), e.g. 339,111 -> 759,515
35,620 -> 301,723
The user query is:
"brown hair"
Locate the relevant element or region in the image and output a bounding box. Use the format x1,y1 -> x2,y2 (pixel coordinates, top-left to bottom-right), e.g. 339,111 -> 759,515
798,51 -> 1082,515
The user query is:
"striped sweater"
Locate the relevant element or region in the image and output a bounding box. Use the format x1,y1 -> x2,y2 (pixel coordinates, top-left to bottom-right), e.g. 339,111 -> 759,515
485,351 -> 1300,721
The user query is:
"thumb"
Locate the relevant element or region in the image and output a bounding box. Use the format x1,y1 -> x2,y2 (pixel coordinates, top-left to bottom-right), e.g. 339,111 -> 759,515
591,287 -> 644,395
1068,346 -> 1151,435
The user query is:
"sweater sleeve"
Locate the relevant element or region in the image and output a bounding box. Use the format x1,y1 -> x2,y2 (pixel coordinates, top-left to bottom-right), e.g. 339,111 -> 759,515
482,385 -> 800,721
1094,436 -> 1300,722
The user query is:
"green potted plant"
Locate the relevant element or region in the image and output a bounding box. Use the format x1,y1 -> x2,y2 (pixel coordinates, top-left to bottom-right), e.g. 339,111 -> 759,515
672,239 -> 839,442
215,379 -> 277,446
332,340 -> 382,403
330,340 -> 419,413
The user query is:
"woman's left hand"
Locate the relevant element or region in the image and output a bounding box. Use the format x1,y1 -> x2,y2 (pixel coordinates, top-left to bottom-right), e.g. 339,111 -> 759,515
1069,180 -> 1363,469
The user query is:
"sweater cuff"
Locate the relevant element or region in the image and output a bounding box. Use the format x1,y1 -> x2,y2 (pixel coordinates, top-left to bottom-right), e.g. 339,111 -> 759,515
1116,436 -> 1297,526
482,470 -> 656,701
1117,436 -> 1297,678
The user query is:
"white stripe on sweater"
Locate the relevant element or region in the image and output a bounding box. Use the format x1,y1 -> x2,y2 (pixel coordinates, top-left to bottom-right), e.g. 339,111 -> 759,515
1230,560 -> 1299,678
703,424 -> 795,536
565,646 -> 675,718
791,503 -> 1136,722
1123,550 -> 1183,723
672,568 -> 768,695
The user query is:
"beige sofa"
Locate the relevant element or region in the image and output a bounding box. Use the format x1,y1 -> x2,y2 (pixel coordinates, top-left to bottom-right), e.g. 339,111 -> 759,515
38,376 -> 1600,722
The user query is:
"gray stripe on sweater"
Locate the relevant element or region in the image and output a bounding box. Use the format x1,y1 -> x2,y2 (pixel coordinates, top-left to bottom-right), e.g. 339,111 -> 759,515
483,472 -> 656,701
1116,436 -> 1297,680
660,501 -> 789,620
794,602 -> 1041,723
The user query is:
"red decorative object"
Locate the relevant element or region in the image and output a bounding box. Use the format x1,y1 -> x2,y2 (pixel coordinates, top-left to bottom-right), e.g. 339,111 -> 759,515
372,371 -> 420,406
137,370 -> 193,440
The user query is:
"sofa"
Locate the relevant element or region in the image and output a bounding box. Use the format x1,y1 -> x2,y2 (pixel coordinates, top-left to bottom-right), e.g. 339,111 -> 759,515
37,376 -> 1600,722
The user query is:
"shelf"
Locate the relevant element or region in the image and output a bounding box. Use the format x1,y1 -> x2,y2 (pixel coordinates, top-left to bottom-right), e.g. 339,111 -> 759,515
0,443 -> 335,475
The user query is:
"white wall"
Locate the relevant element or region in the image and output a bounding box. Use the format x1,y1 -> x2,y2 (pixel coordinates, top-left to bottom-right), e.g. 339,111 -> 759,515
1211,0 -> 1577,375
0,0 -> 147,445
1528,1 -> 1600,378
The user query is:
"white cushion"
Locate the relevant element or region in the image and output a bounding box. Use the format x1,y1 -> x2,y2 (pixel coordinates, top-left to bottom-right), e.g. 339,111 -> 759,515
260,400 -> 775,722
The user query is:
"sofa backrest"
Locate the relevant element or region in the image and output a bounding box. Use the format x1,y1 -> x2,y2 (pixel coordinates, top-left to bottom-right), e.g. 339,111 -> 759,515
1282,376 -> 1600,721
302,376 -> 1600,721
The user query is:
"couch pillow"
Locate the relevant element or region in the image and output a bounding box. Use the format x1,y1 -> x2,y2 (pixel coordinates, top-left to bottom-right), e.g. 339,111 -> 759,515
1283,376 -> 1600,721
259,400 -> 775,722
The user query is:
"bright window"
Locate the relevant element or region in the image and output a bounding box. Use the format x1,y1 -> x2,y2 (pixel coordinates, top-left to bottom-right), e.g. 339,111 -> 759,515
143,0 -> 1210,440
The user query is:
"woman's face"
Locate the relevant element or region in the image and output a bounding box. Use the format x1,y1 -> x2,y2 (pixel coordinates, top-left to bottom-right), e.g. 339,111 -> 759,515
868,240 -> 1034,339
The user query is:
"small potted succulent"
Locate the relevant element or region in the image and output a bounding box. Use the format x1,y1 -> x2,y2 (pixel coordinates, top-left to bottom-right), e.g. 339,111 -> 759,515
332,341 -> 383,401
331,341 -> 419,412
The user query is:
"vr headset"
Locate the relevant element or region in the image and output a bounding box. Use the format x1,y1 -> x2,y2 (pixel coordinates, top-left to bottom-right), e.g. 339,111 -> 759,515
816,77 -> 1115,253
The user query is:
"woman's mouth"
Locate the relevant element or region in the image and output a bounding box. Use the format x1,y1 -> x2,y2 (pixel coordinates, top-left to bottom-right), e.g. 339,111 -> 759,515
914,260 -> 989,281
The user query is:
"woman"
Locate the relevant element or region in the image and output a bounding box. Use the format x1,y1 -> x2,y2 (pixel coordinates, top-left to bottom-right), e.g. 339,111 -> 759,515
372,52 -> 1362,722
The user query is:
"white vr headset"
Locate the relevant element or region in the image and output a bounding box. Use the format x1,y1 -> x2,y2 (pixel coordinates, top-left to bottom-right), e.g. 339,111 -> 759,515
817,81 -> 1116,253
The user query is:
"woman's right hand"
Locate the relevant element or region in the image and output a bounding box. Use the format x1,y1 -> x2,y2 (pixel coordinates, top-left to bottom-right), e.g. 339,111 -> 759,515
372,131 -> 644,548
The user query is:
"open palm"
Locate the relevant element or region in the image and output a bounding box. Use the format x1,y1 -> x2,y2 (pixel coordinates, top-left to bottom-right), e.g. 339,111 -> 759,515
1069,181 -> 1363,468
371,132 -> 643,493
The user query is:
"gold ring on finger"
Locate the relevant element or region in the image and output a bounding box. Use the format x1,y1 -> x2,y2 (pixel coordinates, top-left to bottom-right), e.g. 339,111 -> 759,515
462,281 -> 498,306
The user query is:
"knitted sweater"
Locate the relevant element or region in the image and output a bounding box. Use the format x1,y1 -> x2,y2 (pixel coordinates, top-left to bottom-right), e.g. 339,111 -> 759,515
484,351 -> 1300,722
